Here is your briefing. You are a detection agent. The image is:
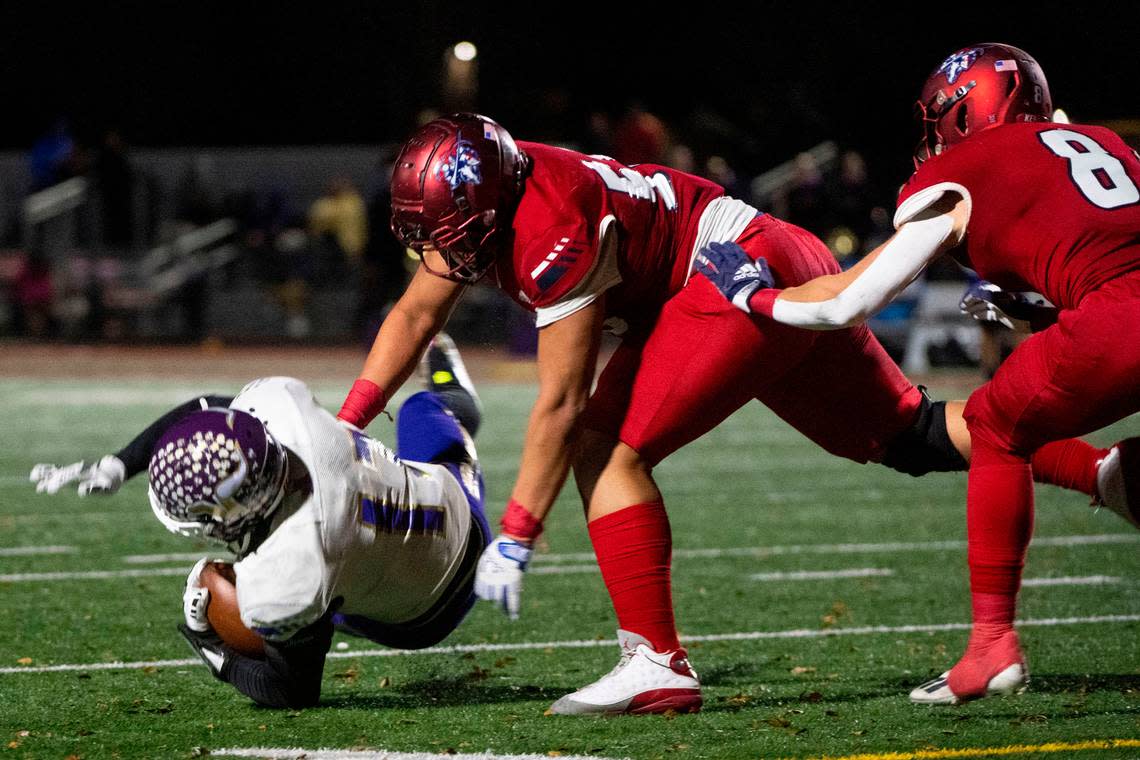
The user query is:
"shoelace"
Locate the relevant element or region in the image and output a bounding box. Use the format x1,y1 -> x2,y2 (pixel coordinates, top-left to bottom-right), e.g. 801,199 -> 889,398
602,646 -> 639,679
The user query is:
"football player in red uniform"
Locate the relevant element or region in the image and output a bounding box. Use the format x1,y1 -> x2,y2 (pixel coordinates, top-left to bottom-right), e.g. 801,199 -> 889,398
338,112 -> 1125,714
697,43 -> 1140,705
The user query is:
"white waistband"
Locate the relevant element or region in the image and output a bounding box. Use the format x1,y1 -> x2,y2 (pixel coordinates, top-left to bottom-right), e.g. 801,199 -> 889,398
685,196 -> 762,285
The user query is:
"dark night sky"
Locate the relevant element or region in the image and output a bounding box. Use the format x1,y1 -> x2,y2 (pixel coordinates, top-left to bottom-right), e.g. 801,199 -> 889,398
3,2 -> 1137,182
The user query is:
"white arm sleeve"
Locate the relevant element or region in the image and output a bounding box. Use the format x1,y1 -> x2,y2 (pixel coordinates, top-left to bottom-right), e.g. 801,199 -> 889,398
771,213 -> 956,330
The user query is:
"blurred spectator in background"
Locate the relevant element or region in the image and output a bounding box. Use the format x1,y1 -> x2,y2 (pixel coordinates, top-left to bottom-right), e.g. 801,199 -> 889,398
704,155 -> 748,201
666,144 -> 696,174
30,119 -> 80,192
165,156 -> 224,341
775,151 -> 831,237
356,168 -> 409,343
831,150 -> 875,247
612,105 -> 670,164
239,187 -> 315,339
308,177 -> 367,262
95,129 -> 133,250
175,156 -> 222,227
271,227 -> 316,339
583,111 -> 614,157
13,252 -> 55,337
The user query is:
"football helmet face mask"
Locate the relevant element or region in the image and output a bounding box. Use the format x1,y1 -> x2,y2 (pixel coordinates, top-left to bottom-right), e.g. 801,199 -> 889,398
914,43 -> 1052,167
389,113 -> 530,283
148,409 -> 288,556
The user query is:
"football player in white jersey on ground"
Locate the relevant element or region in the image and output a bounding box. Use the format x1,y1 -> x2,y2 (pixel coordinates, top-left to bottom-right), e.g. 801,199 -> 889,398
31,337 -> 490,708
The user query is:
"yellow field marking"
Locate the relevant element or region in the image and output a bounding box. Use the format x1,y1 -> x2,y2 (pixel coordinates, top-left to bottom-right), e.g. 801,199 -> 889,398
799,738 -> 1140,760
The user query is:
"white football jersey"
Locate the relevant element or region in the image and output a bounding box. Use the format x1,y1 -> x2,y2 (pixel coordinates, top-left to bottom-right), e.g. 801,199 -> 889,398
226,377 -> 474,641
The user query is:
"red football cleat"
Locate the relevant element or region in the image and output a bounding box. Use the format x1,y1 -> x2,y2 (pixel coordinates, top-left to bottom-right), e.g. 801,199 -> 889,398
910,628 -> 1028,705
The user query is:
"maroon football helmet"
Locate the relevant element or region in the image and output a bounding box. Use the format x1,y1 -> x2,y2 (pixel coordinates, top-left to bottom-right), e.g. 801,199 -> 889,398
914,43 -> 1052,166
390,113 -> 530,283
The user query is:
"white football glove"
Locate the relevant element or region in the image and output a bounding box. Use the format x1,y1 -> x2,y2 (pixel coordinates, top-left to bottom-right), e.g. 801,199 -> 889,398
29,455 -> 126,497
960,281 -> 1055,331
183,557 -> 213,633
474,534 -> 533,620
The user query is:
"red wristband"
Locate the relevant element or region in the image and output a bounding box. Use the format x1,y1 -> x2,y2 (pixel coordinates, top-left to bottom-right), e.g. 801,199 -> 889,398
337,378 -> 388,428
749,288 -> 781,318
501,498 -> 543,541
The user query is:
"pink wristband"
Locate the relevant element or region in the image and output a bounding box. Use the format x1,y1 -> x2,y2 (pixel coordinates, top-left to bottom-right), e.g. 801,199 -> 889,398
749,288 -> 781,318
501,498 -> 544,541
337,378 -> 388,428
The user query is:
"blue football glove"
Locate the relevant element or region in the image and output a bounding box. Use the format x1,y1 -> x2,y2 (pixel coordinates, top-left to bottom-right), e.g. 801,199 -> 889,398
960,280 -> 1057,331
474,534 -> 533,620
693,241 -> 775,313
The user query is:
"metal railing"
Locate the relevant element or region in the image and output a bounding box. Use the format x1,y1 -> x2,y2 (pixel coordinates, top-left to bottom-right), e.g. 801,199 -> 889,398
138,218 -> 240,296
750,140 -> 838,204
21,177 -> 89,258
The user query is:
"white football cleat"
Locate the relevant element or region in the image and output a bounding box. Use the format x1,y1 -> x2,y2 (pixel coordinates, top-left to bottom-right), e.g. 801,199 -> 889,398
1096,438 -> 1140,529
910,662 -> 1028,705
548,630 -> 702,715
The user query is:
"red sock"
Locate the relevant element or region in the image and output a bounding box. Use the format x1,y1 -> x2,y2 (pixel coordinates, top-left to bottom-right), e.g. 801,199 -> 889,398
588,501 -> 680,652
948,442 -> 1033,697
1030,439 -> 1108,498
966,440 -> 1034,601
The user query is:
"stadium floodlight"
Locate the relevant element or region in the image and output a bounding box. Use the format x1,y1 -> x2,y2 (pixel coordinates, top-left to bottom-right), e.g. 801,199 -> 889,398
453,42 -> 478,62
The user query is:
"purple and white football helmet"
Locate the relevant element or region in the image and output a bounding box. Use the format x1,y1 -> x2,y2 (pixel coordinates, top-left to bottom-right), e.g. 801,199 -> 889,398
148,408 -> 288,554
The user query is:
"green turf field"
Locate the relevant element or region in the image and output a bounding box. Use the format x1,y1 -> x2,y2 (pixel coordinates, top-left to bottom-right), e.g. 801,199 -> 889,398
2,374 -> 1138,760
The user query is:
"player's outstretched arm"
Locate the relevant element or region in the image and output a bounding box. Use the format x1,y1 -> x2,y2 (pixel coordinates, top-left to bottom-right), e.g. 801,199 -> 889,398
30,394 -> 233,496
339,252 -> 467,428
711,195 -> 968,330
475,298 -> 606,619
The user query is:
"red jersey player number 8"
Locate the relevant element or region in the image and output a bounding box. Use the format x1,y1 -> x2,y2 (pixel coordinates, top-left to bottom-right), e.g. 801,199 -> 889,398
1039,128 -> 1140,209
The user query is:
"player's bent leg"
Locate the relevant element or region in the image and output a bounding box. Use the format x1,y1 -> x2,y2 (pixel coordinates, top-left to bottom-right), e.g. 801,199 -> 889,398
548,629 -> 701,715
761,325 -> 922,465
396,391 -> 475,466
934,433 -> 1035,704
573,431 -> 661,520
916,284 -> 1140,704
880,392 -> 968,475
420,333 -> 482,436
559,437 -> 690,713
880,395 -> 1111,506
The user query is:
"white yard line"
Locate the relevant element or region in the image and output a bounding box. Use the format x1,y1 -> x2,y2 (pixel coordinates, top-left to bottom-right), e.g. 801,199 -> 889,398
0,545 -> 76,557
533,533 -> 1140,563
0,566 -> 1118,585
1021,575 -> 1122,587
213,750 -> 628,760
0,511 -> 122,522
0,567 -> 186,582
749,568 -> 894,581
0,533 -> 1130,581
112,533 -> 1139,568
2,613 -> 1137,676
122,552 -> 220,565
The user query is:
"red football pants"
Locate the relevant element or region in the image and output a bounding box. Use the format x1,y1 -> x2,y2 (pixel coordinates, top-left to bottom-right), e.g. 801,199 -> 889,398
963,271 -> 1140,599
583,215 -> 922,466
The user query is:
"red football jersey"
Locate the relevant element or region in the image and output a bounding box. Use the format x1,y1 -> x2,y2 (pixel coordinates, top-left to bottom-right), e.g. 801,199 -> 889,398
492,142 -> 728,330
896,123 -> 1140,309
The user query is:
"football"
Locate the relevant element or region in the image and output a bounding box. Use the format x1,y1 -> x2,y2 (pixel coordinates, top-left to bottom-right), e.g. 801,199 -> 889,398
201,561 -> 265,658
